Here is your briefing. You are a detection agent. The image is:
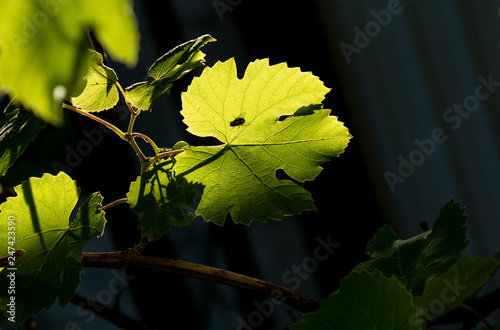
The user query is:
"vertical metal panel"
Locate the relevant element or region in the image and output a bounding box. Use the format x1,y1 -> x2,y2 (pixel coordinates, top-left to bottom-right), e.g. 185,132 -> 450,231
316,0 -> 500,323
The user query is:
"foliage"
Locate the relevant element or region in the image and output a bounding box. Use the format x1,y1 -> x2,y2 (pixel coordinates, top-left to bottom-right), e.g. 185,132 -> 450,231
0,3 -> 498,329
0,173 -> 106,327
176,58 -> 350,225
291,200 -> 500,329
290,270 -> 423,330
353,199 -> 469,295
0,0 -> 138,126
125,34 -> 215,111
0,100 -> 46,176
69,49 -> 120,112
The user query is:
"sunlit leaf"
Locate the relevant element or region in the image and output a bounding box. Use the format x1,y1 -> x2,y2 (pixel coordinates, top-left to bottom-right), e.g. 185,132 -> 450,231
0,172 -> 106,327
0,0 -> 139,125
175,58 -> 351,225
69,49 -> 120,112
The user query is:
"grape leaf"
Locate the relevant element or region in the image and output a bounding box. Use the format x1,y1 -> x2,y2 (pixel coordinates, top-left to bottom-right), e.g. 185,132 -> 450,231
290,270 -> 422,330
0,0 -> 139,125
413,254 -> 500,321
354,199 -> 469,295
0,172 -> 106,327
126,34 -> 215,111
127,159 -> 200,241
0,100 -> 46,176
175,58 -> 351,225
69,49 -> 120,112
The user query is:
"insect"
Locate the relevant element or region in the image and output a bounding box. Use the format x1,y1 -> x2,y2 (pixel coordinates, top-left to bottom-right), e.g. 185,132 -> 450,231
230,117 -> 245,127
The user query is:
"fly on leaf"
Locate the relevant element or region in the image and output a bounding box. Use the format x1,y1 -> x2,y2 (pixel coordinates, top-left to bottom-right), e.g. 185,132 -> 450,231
230,117 -> 245,127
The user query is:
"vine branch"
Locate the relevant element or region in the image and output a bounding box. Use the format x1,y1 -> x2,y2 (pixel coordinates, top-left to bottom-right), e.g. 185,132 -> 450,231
132,133 -> 160,155
81,250 -> 320,314
99,198 -> 129,211
150,149 -> 184,164
62,103 -> 127,140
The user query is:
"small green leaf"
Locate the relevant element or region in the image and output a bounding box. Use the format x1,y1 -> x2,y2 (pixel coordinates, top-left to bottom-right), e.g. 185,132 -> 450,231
125,34 -> 215,111
175,58 -> 351,225
290,270 -> 422,330
354,199 -> 469,295
0,100 -> 46,176
0,172 -> 106,327
69,49 -> 120,112
127,160 -> 200,241
0,0 -> 139,125
172,140 -> 189,150
413,254 -> 500,321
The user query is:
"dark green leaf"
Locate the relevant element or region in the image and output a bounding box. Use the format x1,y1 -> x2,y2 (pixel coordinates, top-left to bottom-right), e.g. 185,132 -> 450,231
290,270 -> 422,330
0,100 -> 46,176
414,254 -> 500,321
127,160 -> 201,241
354,199 -> 469,295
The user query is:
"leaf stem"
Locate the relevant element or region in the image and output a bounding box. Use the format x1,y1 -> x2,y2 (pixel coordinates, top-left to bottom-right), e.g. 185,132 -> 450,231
81,251 -> 320,314
150,149 -> 184,164
63,102 -> 150,171
127,108 -> 139,135
62,103 -> 127,140
123,109 -> 150,169
132,133 -> 160,155
99,198 -> 129,211
115,81 -> 136,115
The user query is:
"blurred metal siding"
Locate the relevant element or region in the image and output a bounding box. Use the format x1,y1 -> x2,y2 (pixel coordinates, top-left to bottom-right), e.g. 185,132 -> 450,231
316,0 -> 500,314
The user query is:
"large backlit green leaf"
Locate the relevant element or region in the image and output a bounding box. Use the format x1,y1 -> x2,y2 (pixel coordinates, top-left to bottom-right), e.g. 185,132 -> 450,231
126,34 -> 215,111
290,270 -> 422,330
0,0 -> 139,125
0,100 -> 46,176
69,49 -> 120,112
354,199 -> 469,295
0,172 -> 106,327
175,58 -> 351,225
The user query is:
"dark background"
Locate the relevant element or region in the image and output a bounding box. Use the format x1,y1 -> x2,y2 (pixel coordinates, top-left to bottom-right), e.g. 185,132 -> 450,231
3,0 -> 500,329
